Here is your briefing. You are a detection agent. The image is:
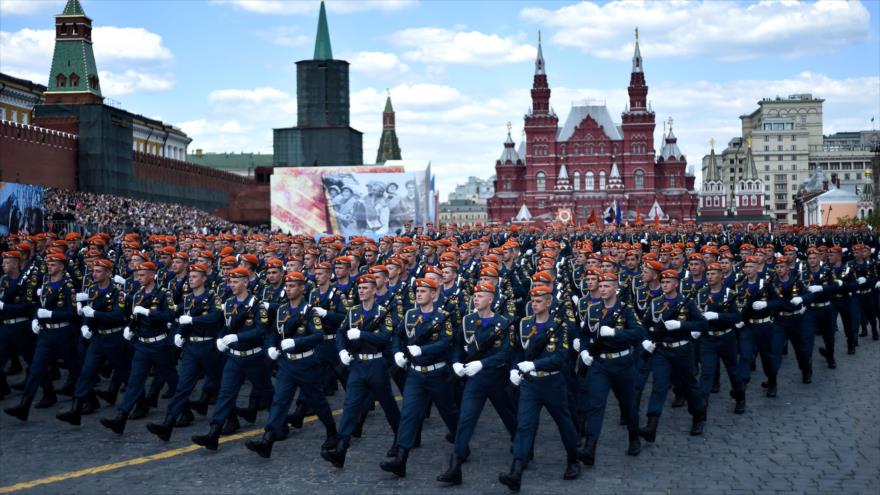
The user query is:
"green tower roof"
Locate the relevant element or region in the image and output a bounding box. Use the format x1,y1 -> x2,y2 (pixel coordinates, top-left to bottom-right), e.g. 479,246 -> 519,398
60,0 -> 86,17
384,95 -> 394,113
46,0 -> 101,97
313,1 -> 333,60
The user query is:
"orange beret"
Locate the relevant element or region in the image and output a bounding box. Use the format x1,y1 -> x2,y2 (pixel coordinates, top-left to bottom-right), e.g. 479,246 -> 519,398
474,282 -> 496,294
369,265 -> 389,274
94,258 -> 114,270
220,256 -> 238,267
644,260 -> 663,272
45,252 -> 67,263
265,258 -> 284,268
414,278 -> 438,289
599,272 -> 618,282
533,270 -> 554,284
189,262 -> 209,274
530,285 -> 552,297
334,256 -> 353,266
357,274 -> 378,286
660,269 -> 680,280
706,262 -> 722,272
228,267 -> 250,278
136,261 -> 157,272
284,271 -> 306,283
2,251 -> 21,259
240,253 -> 259,266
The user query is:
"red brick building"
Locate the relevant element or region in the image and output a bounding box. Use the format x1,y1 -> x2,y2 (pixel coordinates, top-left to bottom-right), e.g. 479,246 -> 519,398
488,31 -> 698,224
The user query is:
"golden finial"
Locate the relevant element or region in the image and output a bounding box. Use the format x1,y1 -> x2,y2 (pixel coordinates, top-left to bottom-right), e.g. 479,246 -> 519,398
746,135 -> 753,148
709,138 -> 716,150
507,121 -> 512,132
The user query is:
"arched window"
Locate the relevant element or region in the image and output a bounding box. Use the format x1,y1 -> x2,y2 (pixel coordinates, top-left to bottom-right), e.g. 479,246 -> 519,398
587,145 -> 594,155
56,73 -> 67,87
669,175 -> 676,188
573,171 -> 580,191
504,179 -> 512,191
750,195 -> 758,206
634,169 -> 645,189
560,144 -> 566,156
599,171 -> 606,190
586,171 -> 595,190
536,171 -> 546,191
69,73 -> 79,87
574,144 -> 579,155
599,144 -> 605,154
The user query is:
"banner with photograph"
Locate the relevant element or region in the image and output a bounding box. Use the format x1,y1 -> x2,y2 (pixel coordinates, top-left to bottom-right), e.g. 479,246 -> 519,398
0,182 -> 45,236
271,165 -> 434,236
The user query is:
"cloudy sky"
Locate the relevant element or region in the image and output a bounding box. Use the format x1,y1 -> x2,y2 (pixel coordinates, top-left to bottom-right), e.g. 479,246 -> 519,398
2,0 -> 878,200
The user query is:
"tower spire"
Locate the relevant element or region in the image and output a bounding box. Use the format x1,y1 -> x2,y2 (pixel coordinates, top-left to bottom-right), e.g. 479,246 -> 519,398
376,90 -> 401,164
632,27 -> 642,73
45,0 -> 103,103
535,30 -> 545,75
313,1 -> 333,60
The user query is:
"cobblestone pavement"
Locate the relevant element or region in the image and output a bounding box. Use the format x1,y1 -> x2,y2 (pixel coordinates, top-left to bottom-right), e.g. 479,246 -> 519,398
1,335 -> 878,495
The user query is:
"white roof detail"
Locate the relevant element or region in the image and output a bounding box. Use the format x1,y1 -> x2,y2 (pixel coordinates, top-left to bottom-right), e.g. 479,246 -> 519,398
647,199 -> 666,220
610,162 -> 620,178
498,130 -> 522,165
514,203 -> 532,221
558,163 -> 569,180
557,105 -> 623,142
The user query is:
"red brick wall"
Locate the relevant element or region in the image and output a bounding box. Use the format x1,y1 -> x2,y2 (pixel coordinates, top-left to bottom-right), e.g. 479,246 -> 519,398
0,120 -> 77,189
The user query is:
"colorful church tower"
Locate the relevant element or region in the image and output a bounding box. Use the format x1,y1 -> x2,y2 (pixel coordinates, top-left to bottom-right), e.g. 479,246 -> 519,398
376,92 -> 401,164
44,0 -> 103,105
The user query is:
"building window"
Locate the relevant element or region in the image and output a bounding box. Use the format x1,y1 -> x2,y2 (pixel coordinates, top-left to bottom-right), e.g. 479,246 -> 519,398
574,144 -> 579,155
504,179 -> 512,191
573,171 -> 580,191
777,135 -> 783,142
22,113 -> 28,125
764,135 -> 769,142
764,145 -> 769,151
56,73 -> 67,87
69,73 -> 79,87
791,145 -> 797,151
11,110 -> 18,123
764,156 -> 769,161
844,173 -> 851,181
634,169 -> 645,188
536,172 -> 546,191
751,195 -> 758,206
669,175 -> 676,188
586,171 -> 595,190
587,145 -> 594,155
538,200 -> 545,209
599,171 -> 606,190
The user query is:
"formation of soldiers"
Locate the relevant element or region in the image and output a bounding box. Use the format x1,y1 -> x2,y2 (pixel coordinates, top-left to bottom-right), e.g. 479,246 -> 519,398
1,221 -> 878,492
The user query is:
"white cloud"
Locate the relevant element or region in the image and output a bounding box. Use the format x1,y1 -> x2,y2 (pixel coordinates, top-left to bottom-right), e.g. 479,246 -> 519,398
98,69 -> 175,96
255,26 -> 310,47
0,0 -> 63,16
349,51 -> 410,78
215,0 -> 416,15
209,87 -> 292,106
392,27 -> 536,66
93,27 -> 173,62
520,0 -> 872,61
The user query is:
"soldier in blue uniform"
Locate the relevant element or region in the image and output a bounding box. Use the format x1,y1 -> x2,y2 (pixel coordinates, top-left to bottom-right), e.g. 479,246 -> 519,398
697,262 -> 746,414
638,269 -> 708,443
499,284 -> 580,492
5,252 -> 79,421
438,281 -> 516,485
245,272 -> 338,458
0,250 -> 37,400
577,272 -> 644,466
380,278 -> 458,478
145,262 -> 223,441
56,258 -> 128,426
852,243 -> 879,340
771,256 -> 813,387
321,274 -> 400,468
735,256 -> 782,398
801,247 -> 840,368
191,266 -> 274,450
99,261 -> 177,433
827,246 -> 859,355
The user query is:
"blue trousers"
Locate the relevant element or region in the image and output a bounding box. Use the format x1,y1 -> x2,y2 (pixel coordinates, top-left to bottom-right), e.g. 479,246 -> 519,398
23,325 -> 79,403
857,291 -> 878,336
804,306 -> 836,361
832,298 -> 859,347
777,315 -> 810,372
0,321 -> 34,388
74,333 -> 130,400
265,356 -> 335,435
338,358 -> 399,442
209,353 -> 273,425
396,367 -> 458,449
586,354 -> 638,440
119,341 -> 178,414
453,368 -> 517,457
165,341 -> 221,419
737,322 -> 783,386
646,344 -> 705,418
512,374 -> 578,461
698,332 -> 744,402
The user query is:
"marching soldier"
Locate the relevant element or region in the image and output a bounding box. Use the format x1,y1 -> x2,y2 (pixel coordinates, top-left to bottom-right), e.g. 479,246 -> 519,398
827,246 -> 859,355
851,243 -> 879,340
735,256 -> 782,398
801,248 -> 840,369
0,251 -> 37,400
771,256 -> 813,387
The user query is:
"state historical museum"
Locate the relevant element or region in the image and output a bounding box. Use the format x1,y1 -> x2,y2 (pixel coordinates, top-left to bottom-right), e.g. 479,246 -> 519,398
488,31 -> 699,224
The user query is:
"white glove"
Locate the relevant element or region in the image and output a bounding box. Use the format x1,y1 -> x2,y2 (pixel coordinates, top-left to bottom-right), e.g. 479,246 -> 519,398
452,362 -> 466,377
222,334 -> 239,345
313,307 -> 328,318
525,249 -> 533,256
76,302 -> 83,316
174,334 -> 185,347
842,247 -> 849,253
31,319 -> 41,335
579,350 -> 593,366
280,338 -> 295,351
641,340 -> 656,353
80,325 -> 92,340
599,326 -> 615,337
338,349 -> 353,366
81,305 -> 96,318
216,338 -> 228,352
123,327 -> 133,340
464,361 -> 483,376
875,281 -> 880,289
690,331 -> 701,340
735,321 -> 745,329
133,305 -> 150,317
663,320 -> 681,330
808,285 -> 823,293
573,338 -> 581,352
113,275 -> 126,285
178,315 -> 193,325
509,369 -> 523,386
571,295 -> 580,306
261,301 -> 270,310
790,297 -> 803,306
703,311 -> 719,321
517,361 -> 535,373
406,345 -> 422,357
347,328 -> 361,340
36,288 -> 42,297
835,279 -> 843,287
556,282 -> 563,292
37,308 -> 53,319
0,301 -> 3,310
394,351 -> 408,368
75,292 -> 90,302
268,347 -> 280,360
752,301 -> 767,310
858,277 -> 867,285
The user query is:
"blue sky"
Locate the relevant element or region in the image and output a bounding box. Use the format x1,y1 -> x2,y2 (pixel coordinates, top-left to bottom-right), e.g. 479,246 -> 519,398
2,0 -> 879,200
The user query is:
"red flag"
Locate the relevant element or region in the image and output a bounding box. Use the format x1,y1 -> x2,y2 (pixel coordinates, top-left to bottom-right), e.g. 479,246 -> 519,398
653,214 -> 660,229
635,210 -> 643,225
587,209 -> 597,224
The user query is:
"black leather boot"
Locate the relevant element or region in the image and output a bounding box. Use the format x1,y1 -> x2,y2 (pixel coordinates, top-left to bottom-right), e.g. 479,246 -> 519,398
222,411 -> 240,435
386,443 -> 399,458
82,391 -> 100,415
146,414 -> 176,442
639,416 -> 659,443
321,439 -> 348,468
96,381 -> 121,405
188,390 -> 212,415
671,393 -> 686,408
689,413 -> 706,436
765,380 -> 777,398
437,453 -> 463,485
627,430 -> 641,456
379,446 -> 409,477
498,459 -> 524,492
4,397 -> 32,422
100,410 -> 129,434
578,435 -> 597,466
286,403 -> 308,429
245,430 -> 276,458
56,398 -> 85,426
237,405 -> 257,423
563,449 -> 581,480
55,378 -> 75,397
175,407 -> 194,427
129,395 -> 150,420
321,423 -> 338,454
34,388 -> 57,409
802,368 -> 813,384
192,422 -> 222,450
